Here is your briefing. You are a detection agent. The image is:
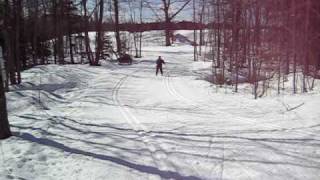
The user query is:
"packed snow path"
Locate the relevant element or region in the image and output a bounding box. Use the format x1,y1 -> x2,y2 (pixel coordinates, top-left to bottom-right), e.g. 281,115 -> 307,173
1,45 -> 320,180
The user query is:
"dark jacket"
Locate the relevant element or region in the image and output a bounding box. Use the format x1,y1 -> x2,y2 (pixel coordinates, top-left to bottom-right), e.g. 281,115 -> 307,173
156,58 -> 165,67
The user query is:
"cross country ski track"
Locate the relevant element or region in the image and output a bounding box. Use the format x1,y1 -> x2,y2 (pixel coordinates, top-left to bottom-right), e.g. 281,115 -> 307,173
4,46 -> 320,180
109,60 -> 231,179
111,68 -> 181,175
110,64 -> 220,178
107,59 -> 320,179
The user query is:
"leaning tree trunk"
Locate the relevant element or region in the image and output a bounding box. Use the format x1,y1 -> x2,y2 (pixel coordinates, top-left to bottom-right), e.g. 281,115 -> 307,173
0,44 -> 11,140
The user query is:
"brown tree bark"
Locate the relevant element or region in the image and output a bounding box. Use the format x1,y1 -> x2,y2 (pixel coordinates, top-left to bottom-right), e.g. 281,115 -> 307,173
0,44 -> 11,139
113,0 -> 122,54
94,0 -> 104,65
82,0 -> 93,64
57,0 -> 65,64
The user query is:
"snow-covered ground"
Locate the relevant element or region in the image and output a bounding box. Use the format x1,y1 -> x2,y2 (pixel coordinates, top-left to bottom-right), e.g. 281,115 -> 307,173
1,32 -> 320,180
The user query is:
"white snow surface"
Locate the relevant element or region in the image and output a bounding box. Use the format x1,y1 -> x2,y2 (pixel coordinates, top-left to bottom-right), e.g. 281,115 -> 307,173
1,41 -> 320,180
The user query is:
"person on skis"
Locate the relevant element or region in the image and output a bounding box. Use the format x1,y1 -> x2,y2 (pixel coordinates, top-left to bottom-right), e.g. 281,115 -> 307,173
156,56 -> 165,76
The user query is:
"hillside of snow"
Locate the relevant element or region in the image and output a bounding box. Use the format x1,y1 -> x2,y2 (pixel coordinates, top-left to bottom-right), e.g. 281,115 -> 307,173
1,31 -> 320,180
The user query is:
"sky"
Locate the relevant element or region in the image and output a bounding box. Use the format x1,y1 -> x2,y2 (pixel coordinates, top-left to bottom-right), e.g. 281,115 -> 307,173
86,0 -> 195,22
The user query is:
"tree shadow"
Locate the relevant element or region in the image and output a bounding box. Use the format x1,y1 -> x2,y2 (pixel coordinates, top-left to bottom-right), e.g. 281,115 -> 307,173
14,82 -> 77,93
13,132 -> 202,180
10,113 -> 320,179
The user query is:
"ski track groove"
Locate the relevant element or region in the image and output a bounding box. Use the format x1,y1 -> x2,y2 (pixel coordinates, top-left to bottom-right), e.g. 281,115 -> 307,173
165,70 -> 227,178
164,71 -> 206,178
166,70 -> 226,112
207,137 -> 219,179
111,70 -> 179,175
165,70 -> 290,179
165,72 -> 198,109
166,71 -> 213,168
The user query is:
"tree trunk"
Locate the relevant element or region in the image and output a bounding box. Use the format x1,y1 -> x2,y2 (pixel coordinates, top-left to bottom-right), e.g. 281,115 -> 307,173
193,0 -> 197,61
113,0 -> 121,54
199,0 -> 205,47
163,0 -> 171,46
139,0 -> 143,57
164,16 -> 171,46
0,44 -> 11,140
31,0 -> 39,66
292,0 -> 297,94
14,0 -> 22,84
234,0 -> 241,92
83,0 -> 93,64
303,0 -> 311,92
216,0 -> 221,68
94,0 -> 104,65
57,0 -> 64,64
68,33 -> 74,64
68,4 -> 74,64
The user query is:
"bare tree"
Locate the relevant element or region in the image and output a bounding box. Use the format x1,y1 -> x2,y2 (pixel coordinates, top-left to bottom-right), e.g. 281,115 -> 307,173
193,0 -> 197,61
198,0 -> 206,56
82,0 -> 94,64
57,0 -> 65,64
94,0 -> 105,65
127,0 -> 142,58
160,0 -> 192,46
139,0 -> 143,57
113,0 -> 122,54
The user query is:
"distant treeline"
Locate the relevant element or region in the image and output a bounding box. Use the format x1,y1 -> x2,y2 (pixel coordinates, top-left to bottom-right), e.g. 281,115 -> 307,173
20,19 -> 209,41
94,21 -> 207,32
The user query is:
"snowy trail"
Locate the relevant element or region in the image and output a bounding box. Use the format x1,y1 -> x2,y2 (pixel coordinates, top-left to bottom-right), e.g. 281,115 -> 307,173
1,45 -> 320,180
112,71 -> 178,173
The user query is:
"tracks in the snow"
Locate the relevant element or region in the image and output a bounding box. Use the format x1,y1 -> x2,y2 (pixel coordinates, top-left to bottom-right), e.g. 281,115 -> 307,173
111,70 -> 178,173
164,72 -> 199,109
111,66 -> 246,178
165,70 -> 226,178
164,71 -> 220,113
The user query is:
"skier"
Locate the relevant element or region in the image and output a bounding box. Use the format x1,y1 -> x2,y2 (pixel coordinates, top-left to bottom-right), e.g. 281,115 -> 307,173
156,56 -> 165,76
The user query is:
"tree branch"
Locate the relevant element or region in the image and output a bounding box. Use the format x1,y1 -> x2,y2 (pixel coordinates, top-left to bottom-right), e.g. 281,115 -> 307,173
170,0 -> 192,20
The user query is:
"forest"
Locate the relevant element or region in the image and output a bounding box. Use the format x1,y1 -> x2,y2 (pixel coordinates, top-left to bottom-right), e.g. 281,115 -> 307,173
0,1 -> 319,93
0,0 -> 320,179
